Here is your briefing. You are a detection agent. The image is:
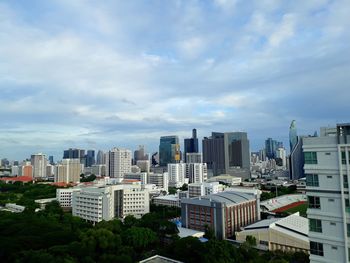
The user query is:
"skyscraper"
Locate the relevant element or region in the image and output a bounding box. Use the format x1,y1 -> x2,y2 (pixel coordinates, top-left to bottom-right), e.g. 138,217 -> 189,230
203,132 -> 250,178
304,124 -> 350,263
134,145 -> 148,164
106,148 -> 131,181
55,159 -> 81,183
63,148 -> 85,164
159,136 -> 180,166
31,153 -> 47,178
96,150 -> 105,165
184,129 -> 199,162
289,120 -> 298,152
85,150 -> 95,167
265,138 -> 277,159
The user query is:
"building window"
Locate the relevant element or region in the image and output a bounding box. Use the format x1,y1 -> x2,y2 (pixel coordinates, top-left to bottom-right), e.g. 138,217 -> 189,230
346,199 -> 350,213
328,199 -> 335,202
309,219 -> 322,233
308,196 -> 320,209
306,174 -> 319,187
344,175 -> 349,188
347,224 -> 350,237
327,175 -> 333,179
310,241 -> 324,256
341,152 -> 349,164
304,152 -> 317,164
330,222 -> 336,226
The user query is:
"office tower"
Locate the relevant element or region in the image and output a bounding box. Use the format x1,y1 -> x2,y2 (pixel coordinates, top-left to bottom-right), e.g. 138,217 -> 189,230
55,159 -> 81,183
304,124 -> 350,263
168,163 -> 186,187
134,145 -> 149,164
49,156 -> 54,165
186,152 -> 203,163
106,148 -> 131,181
203,132 -> 250,178
184,129 -> 199,162
151,152 -> 159,166
159,136 -> 180,166
31,153 -> 47,178
85,150 -> 95,167
265,138 -> 278,159
289,137 -> 305,180
289,120 -> 298,152
96,150 -> 105,165
63,148 -> 85,164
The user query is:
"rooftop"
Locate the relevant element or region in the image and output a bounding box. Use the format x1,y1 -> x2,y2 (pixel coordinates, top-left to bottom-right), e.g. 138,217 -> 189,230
260,194 -> 306,212
182,191 -> 255,206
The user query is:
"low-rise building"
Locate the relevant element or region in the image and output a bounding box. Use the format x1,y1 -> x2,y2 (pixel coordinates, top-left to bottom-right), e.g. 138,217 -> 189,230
153,194 -> 181,207
188,182 -> 222,198
236,212 -> 309,253
181,191 -> 260,239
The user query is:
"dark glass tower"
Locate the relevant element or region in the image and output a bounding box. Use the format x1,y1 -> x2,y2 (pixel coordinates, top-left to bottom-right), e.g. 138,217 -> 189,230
159,136 -> 180,166
184,129 -> 199,162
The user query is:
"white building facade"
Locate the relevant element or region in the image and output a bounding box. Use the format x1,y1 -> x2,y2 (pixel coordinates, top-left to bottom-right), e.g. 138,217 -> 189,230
304,124 -> 350,263
106,148 -> 132,182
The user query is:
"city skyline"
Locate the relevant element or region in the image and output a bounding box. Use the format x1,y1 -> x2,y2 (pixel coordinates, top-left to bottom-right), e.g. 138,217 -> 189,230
1,1 -> 349,160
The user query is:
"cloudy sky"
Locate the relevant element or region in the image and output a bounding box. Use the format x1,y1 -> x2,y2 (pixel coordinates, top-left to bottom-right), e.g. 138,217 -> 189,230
1,0 -> 350,160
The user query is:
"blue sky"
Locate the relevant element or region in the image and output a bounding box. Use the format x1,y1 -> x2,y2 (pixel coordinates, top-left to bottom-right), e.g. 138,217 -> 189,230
1,0 -> 350,160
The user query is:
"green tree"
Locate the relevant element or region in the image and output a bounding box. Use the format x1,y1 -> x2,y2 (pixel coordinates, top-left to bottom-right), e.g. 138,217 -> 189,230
123,226 -> 158,251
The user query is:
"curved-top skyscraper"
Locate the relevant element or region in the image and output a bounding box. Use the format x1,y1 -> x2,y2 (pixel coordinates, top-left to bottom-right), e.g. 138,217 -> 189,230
289,120 -> 298,152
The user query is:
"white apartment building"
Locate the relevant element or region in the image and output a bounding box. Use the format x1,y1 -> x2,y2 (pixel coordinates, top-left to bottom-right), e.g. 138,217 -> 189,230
148,172 -> 169,192
106,148 -> 132,182
188,182 -> 221,198
276,148 -> 287,167
31,153 -> 47,178
186,163 -> 208,183
55,159 -> 81,183
304,124 -> 350,263
168,163 -> 186,188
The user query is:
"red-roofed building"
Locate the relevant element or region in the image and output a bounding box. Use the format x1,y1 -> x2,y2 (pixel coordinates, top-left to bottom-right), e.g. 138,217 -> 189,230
0,176 -> 33,183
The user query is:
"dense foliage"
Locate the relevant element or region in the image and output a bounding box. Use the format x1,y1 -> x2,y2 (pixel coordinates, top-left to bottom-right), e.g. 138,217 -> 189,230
0,183 -> 309,263
0,181 -> 57,210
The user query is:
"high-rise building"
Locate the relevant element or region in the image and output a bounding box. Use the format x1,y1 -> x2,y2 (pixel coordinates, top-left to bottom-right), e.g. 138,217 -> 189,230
85,150 -> 95,167
49,156 -> 54,165
276,148 -> 287,167
184,129 -> 199,162
304,123 -> 350,263
265,138 -> 277,159
186,152 -> 203,163
96,150 -> 105,165
106,148 -> 131,181
63,148 -> 85,164
289,120 -> 298,152
168,163 -> 186,187
148,172 -> 169,192
203,132 -> 250,178
151,152 -> 159,166
186,163 -> 207,183
31,153 -> 47,178
159,136 -> 180,166
55,159 -> 81,183
134,145 -> 149,164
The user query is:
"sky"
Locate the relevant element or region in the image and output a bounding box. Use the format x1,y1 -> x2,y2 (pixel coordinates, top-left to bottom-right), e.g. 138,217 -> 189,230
1,0 -> 350,161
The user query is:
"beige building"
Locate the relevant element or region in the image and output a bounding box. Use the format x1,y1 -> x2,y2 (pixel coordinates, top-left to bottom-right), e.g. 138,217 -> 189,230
236,212 -> 309,253
55,159 -> 81,183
